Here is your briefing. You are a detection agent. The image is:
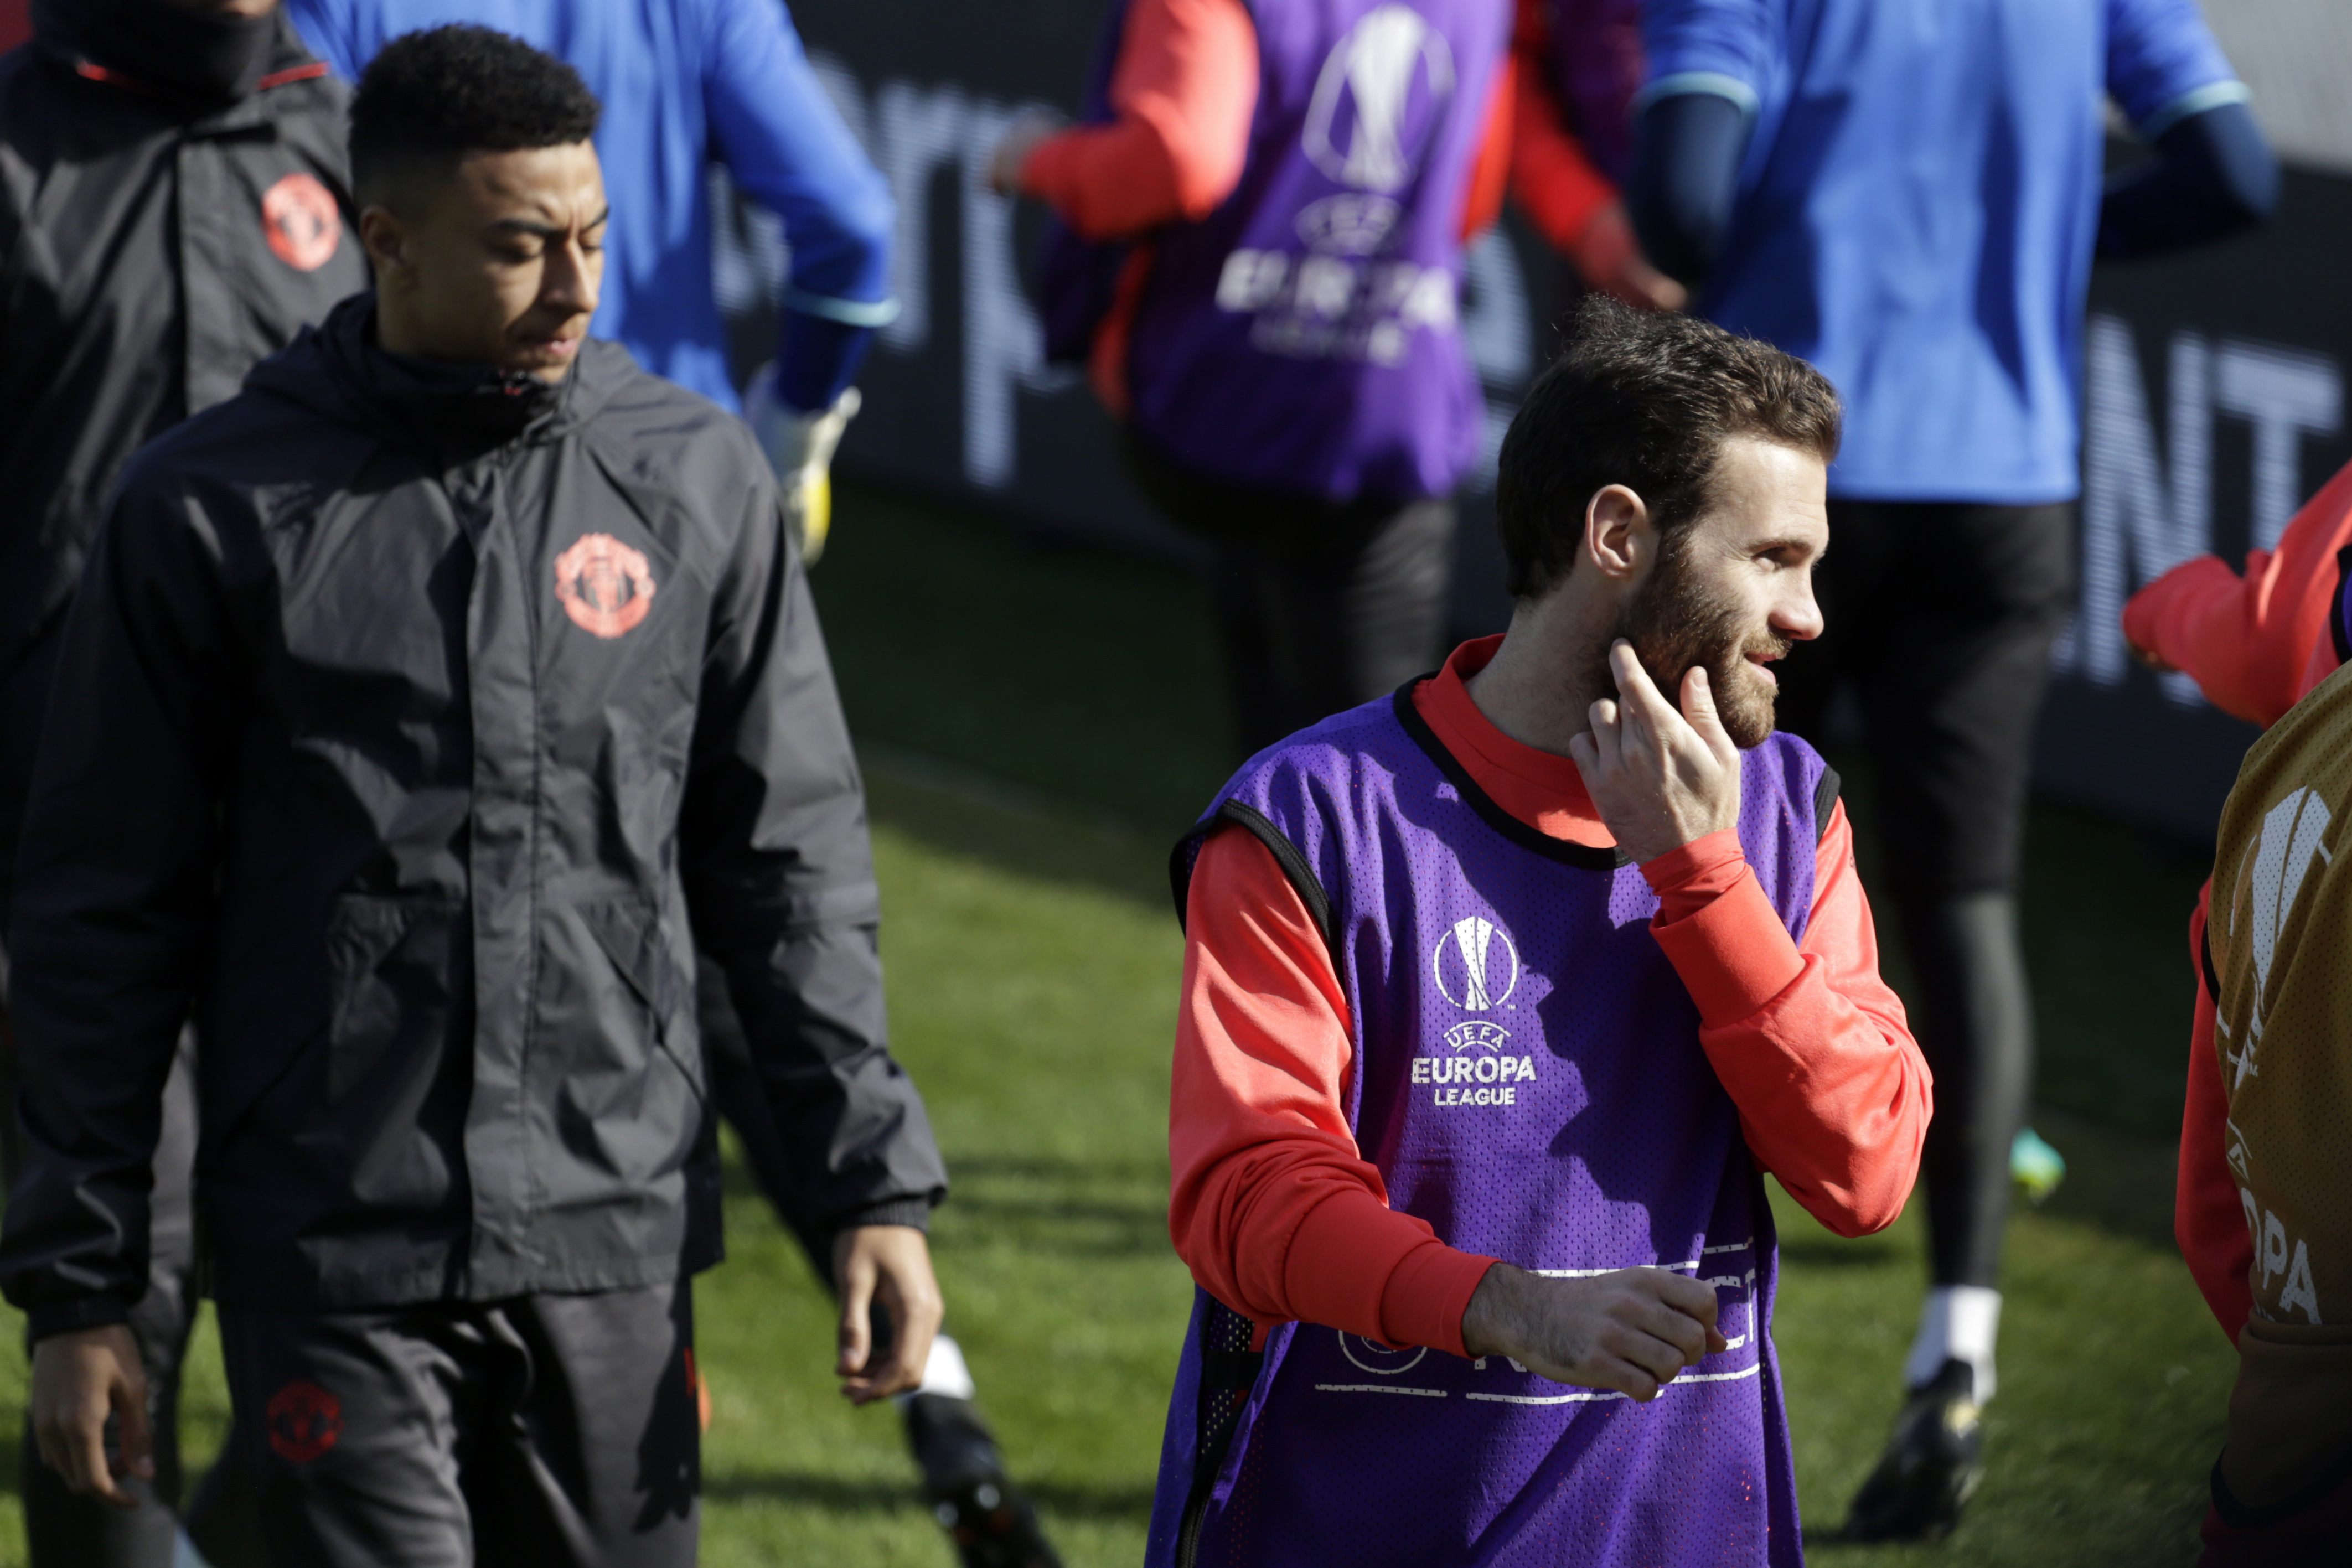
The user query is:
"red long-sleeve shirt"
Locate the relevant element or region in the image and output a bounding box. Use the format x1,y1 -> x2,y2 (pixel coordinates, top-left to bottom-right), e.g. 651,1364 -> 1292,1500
2122,455 -> 2352,729
2127,458 -> 2352,1338
1171,637 -> 1931,1356
1015,0 -> 1513,413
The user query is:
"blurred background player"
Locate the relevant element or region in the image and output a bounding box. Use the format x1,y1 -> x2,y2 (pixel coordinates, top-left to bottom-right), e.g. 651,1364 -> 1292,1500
2177,587 -> 2352,1559
0,2 -> 364,1564
281,7 -> 1058,1561
987,0 -> 1514,760
1506,0 -> 1684,313
1628,0 -> 2278,1539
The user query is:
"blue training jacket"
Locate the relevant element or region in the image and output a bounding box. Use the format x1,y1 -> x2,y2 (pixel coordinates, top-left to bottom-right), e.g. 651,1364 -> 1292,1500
1643,0 -> 2242,505
289,0 -> 895,413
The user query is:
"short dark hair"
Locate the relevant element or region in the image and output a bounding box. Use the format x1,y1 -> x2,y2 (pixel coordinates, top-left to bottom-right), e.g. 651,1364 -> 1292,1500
349,25 -> 602,208
1494,297 -> 1842,599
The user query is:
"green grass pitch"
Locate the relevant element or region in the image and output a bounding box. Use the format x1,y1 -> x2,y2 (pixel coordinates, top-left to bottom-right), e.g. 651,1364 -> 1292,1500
0,484 -> 2239,1563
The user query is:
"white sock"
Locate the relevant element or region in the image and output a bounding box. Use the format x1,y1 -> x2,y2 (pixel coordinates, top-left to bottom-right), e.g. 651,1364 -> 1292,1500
916,1331 -> 976,1400
1904,1285 -> 2000,1400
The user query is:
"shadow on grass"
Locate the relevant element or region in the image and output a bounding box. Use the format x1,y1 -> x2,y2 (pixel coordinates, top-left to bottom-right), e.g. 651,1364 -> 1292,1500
931,1154 -> 1171,1258
865,755 -> 1177,915
701,1469 -> 1155,1522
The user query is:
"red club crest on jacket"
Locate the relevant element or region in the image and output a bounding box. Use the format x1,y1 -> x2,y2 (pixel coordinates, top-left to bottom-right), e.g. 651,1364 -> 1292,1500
554,532 -> 657,639
261,173 -> 342,272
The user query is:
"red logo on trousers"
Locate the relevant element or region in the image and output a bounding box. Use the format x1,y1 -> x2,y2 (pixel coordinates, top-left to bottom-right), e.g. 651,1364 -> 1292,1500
265,1380 -> 343,1463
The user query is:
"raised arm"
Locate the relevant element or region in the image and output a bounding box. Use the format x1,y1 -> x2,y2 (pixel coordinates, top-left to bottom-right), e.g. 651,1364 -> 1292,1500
703,0 -> 897,413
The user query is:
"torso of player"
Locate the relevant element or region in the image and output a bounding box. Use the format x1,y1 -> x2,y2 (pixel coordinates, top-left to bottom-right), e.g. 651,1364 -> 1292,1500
1178,694 -> 1817,1565
2210,661 -> 2352,1336
0,51 -> 364,655
1124,0 -> 1511,501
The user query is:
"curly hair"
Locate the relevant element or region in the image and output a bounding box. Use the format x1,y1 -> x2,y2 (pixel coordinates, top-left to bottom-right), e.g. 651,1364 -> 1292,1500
350,25 -> 601,206
1495,296 -> 1842,599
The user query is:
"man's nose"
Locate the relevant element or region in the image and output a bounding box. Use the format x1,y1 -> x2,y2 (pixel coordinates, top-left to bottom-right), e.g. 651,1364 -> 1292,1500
543,240 -> 599,318
1775,573 -> 1826,643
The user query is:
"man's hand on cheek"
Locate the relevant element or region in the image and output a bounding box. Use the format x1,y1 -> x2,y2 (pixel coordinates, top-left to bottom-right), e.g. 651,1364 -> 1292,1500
1568,640 -> 1743,863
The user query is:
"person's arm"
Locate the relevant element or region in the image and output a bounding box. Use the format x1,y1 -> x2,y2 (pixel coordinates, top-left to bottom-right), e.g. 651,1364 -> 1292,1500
1171,825 -> 1498,1354
2097,0 -> 2273,262
2122,457 -> 2352,727
2097,101 -> 2276,260
1175,824 -> 1730,1398
1623,0 -> 1763,288
2177,888 -> 2255,1338
1002,0 -> 1258,240
1642,801 -> 1930,1236
703,0 -> 897,413
1507,0 -> 1683,309
0,459 -> 243,1502
679,428 -> 945,1399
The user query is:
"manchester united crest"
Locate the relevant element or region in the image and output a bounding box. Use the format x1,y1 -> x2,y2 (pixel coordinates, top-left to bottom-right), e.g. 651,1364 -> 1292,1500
265,1380 -> 343,1464
554,532 -> 657,639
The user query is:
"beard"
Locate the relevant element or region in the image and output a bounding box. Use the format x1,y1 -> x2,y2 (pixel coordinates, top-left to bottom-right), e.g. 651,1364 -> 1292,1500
1599,544 -> 1792,749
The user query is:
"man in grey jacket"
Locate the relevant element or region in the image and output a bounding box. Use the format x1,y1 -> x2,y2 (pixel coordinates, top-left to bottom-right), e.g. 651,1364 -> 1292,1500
0,1 -> 368,1561
0,27 -> 946,1566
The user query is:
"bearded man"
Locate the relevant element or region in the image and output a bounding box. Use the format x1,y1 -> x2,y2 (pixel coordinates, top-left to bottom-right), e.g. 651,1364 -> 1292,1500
1146,297 -> 1930,1567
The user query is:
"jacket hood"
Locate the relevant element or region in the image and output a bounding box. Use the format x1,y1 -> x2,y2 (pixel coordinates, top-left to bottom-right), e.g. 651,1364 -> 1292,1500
250,293 -> 634,458
33,0 -> 312,110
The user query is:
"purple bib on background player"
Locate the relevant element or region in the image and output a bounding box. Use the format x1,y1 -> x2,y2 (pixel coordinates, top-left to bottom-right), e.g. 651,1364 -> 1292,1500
1146,685 -> 1832,1567
1120,0 -> 1508,503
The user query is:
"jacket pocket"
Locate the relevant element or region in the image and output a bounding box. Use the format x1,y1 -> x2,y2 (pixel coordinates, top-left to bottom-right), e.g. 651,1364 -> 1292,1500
581,896 -> 703,1101
325,894 -> 469,1108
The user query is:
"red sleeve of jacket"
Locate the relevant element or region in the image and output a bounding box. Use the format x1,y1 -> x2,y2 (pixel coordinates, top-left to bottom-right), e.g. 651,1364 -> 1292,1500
2177,884 -> 2256,1338
2121,456 -> 2352,727
1170,825 -> 1497,1355
1019,0 -> 1259,240
1504,0 -> 1616,253
1642,804 -> 1931,1238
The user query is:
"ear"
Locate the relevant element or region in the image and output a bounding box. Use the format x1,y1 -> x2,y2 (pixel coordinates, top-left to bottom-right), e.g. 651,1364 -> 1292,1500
1582,484 -> 1652,583
358,205 -> 413,288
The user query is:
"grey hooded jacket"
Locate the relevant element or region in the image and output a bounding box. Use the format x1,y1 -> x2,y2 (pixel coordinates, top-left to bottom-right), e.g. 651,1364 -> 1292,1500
0,295 -> 944,1336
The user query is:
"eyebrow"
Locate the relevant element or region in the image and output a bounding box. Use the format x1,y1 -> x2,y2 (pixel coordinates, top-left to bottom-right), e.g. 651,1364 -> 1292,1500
487,206 -> 612,240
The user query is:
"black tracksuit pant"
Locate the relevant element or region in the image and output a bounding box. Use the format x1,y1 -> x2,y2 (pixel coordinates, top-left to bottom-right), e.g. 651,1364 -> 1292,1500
1775,498 -> 2076,1291
207,1283 -> 700,1568
1123,432 -> 1458,762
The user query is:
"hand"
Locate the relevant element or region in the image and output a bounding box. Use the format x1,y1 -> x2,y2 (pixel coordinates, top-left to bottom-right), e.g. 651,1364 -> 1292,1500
2127,637 -> 2179,675
1570,201 -> 1688,313
1461,1262 -> 1728,1402
31,1324 -> 152,1507
832,1224 -> 945,1405
1568,640 -> 1742,863
984,110 -> 1063,195
745,372 -> 860,565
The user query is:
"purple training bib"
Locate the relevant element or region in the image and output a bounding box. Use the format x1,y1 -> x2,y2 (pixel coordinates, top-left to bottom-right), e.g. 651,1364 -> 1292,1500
1147,684 -> 1831,1566
1104,0 -> 1508,501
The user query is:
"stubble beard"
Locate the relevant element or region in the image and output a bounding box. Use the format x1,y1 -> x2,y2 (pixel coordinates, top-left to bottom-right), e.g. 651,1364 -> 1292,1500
1595,544 -> 1791,750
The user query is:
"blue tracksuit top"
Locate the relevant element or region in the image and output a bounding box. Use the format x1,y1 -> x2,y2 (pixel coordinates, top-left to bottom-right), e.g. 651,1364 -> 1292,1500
1644,0 -> 2242,504
289,0 -> 894,413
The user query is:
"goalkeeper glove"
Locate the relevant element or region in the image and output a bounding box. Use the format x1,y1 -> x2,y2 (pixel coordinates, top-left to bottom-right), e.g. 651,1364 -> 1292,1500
745,369 -> 861,565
